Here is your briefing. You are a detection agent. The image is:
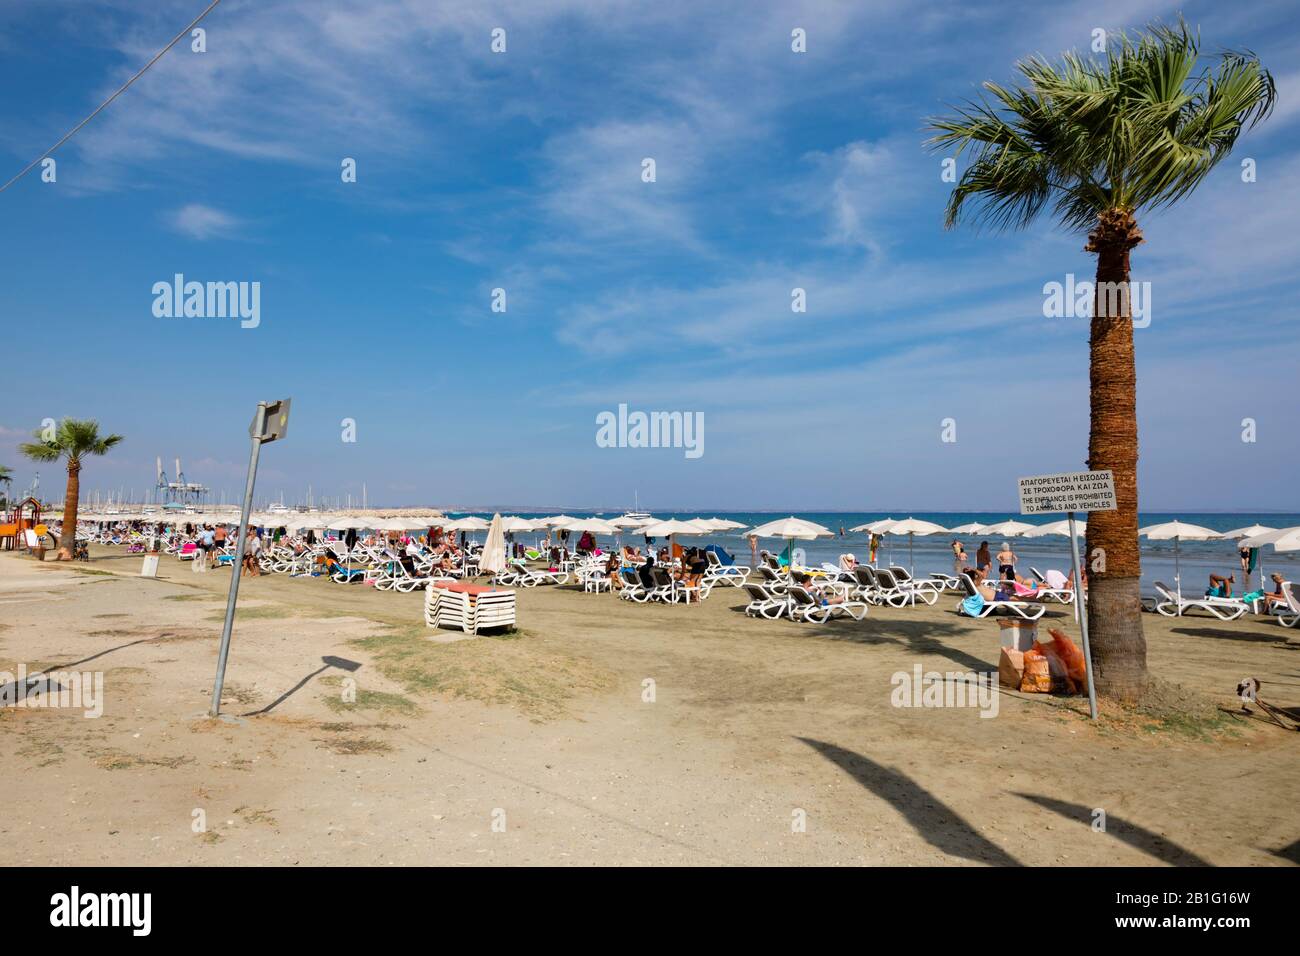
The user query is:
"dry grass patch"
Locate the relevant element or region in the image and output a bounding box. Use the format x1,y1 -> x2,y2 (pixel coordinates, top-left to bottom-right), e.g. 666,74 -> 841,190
351,624 -> 615,722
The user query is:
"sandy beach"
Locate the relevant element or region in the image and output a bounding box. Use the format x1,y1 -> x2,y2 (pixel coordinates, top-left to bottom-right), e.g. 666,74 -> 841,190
1,546 -> 1296,867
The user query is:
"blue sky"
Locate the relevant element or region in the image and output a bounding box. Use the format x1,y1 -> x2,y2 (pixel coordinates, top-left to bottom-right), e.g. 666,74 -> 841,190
1,0 -> 1297,512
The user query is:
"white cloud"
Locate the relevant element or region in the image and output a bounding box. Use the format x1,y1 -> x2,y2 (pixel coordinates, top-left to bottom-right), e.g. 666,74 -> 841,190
167,202 -> 243,240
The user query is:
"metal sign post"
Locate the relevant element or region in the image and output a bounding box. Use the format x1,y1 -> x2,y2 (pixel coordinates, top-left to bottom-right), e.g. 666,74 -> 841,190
209,399 -> 290,718
1018,469 -> 1116,721
1065,511 -> 1097,720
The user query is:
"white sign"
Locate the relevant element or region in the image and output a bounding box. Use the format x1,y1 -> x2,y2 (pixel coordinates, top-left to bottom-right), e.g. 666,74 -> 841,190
1018,470 -> 1117,515
141,554 -> 159,578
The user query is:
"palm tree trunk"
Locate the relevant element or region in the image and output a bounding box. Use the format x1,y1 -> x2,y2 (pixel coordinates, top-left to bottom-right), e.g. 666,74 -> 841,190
58,460 -> 80,559
1083,209 -> 1147,702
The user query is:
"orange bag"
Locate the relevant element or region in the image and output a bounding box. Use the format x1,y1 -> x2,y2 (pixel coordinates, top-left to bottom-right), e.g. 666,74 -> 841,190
1048,629 -> 1088,695
1020,648 -> 1052,693
1033,640 -> 1071,694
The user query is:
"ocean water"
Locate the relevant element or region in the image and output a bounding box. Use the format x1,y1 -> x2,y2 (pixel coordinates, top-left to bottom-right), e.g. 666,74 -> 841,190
448,511 -> 1300,596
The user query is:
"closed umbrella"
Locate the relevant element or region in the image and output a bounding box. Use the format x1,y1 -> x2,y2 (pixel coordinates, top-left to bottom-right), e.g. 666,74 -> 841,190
1139,521 -> 1222,607
478,513 -> 507,575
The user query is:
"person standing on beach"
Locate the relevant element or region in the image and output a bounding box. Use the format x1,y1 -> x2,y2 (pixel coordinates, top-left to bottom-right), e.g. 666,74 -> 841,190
747,534 -> 758,566
951,539 -> 968,576
869,533 -> 881,565
996,542 -> 1017,580
242,526 -> 261,576
976,541 -> 991,574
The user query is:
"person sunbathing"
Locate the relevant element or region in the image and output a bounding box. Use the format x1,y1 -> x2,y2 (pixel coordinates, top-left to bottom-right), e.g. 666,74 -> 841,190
968,566 -> 1010,602
1262,573 -> 1289,609
1207,573 -> 1235,598
604,552 -> 622,589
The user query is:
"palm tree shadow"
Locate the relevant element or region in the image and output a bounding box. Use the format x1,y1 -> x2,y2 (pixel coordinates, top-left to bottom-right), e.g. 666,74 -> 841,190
798,737 -> 1021,866
1013,793 -> 1211,866
1269,837 -> 1300,864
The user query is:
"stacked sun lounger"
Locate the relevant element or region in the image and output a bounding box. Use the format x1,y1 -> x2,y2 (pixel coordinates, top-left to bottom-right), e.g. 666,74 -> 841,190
425,581 -> 516,635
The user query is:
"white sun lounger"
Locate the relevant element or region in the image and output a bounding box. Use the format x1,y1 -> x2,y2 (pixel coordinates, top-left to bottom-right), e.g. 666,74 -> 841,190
1152,581 -> 1248,620
957,573 -> 1045,620
787,585 -> 868,624
743,583 -> 785,619
1268,581 -> 1300,628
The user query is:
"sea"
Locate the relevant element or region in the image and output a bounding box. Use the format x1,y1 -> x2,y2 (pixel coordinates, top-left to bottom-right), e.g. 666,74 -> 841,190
445,511 -> 1300,595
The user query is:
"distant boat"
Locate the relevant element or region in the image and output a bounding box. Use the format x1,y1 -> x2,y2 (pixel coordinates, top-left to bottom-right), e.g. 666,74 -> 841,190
622,491 -> 650,521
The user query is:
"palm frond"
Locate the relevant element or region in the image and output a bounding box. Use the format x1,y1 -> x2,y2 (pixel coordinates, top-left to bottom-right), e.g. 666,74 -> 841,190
926,16 -> 1274,232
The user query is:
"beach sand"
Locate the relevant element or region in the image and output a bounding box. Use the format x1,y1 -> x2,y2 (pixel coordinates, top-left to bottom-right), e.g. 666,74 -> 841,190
1,547 -> 1296,866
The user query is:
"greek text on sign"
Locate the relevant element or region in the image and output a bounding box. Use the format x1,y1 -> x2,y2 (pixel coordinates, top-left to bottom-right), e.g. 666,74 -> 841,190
1018,470 -> 1117,515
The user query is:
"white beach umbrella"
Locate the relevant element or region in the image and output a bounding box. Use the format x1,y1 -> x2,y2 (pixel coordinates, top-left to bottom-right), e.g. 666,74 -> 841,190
327,516 -> 371,531
849,518 -> 895,563
563,517 -> 621,534
478,513 -> 507,575
1140,521 -> 1222,605
702,517 -> 746,530
498,516 -> 538,532
881,517 -> 949,578
747,517 -> 834,617
538,515 -> 579,527
604,516 -> 647,529
849,517 -> 895,533
1240,525 -> 1300,551
945,522 -> 987,535
689,517 -> 728,532
1022,519 -> 1087,537
374,517 -> 421,532
1224,525 -> 1278,591
1239,525 -> 1300,592
639,518 -> 709,563
1223,524 -> 1278,540
443,516 -> 490,531
979,520 -> 1039,537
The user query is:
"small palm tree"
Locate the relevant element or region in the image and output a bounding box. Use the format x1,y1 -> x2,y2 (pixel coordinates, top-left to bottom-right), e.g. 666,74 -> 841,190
0,465 -> 12,509
20,419 -> 124,559
928,21 -> 1273,702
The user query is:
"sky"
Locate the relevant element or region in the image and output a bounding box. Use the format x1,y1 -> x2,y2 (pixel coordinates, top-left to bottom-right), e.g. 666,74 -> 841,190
0,0 -> 1297,512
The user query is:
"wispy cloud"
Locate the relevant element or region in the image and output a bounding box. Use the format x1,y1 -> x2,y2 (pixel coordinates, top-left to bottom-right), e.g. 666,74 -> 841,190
167,202 -> 243,240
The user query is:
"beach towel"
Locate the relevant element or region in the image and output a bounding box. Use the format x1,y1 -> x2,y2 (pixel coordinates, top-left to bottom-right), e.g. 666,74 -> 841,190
778,542 -> 792,567
704,545 -> 735,566
961,594 -> 984,617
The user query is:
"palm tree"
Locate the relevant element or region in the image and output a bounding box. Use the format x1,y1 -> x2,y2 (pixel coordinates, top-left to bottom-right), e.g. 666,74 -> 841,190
20,419 -> 124,559
0,465 -> 12,509
928,21 -> 1273,702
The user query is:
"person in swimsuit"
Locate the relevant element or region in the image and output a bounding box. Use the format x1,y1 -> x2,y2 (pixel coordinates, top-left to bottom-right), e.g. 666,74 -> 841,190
951,540 -> 968,577
1207,573 -> 1235,598
996,542 -> 1017,580
1262,573 -> 1289,609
